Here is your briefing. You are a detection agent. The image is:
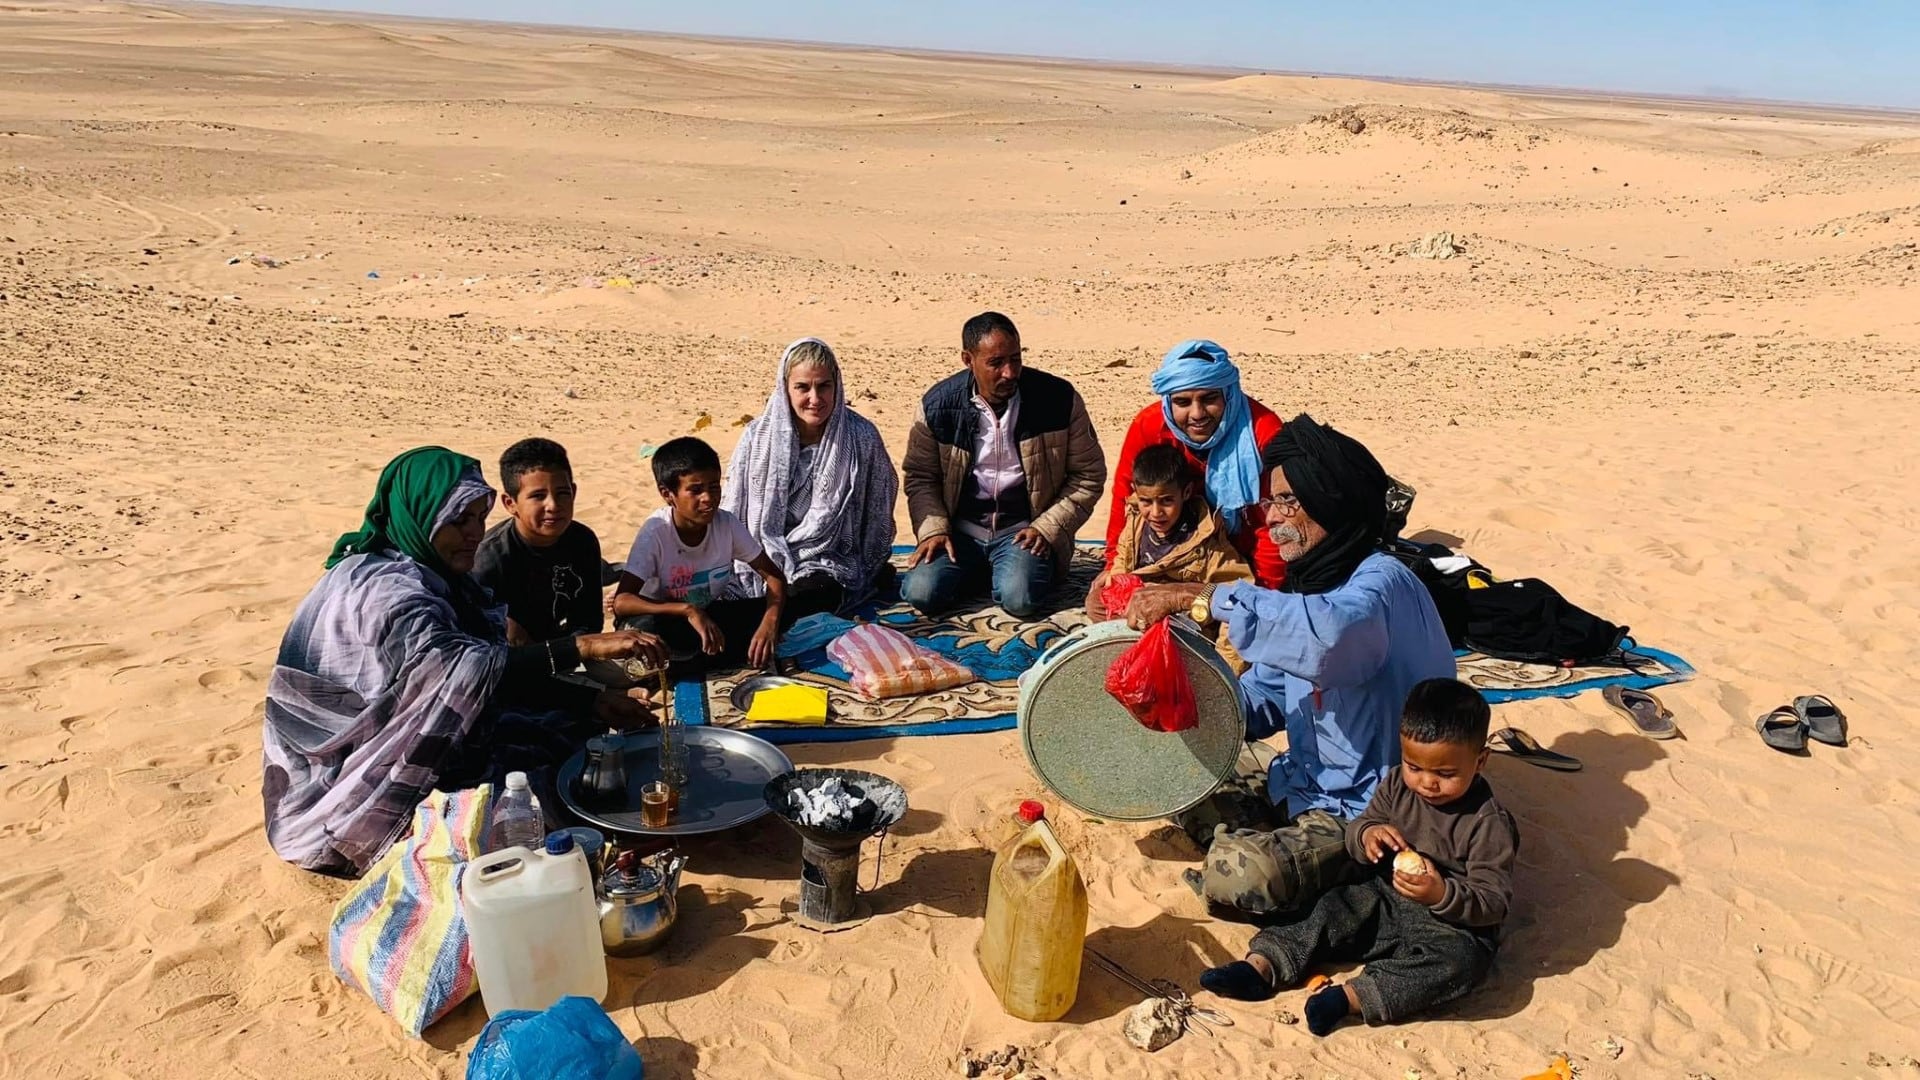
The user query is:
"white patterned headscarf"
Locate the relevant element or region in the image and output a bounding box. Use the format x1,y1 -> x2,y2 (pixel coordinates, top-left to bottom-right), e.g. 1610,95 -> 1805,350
430,467 -> 496,537
722,338 -> 899,607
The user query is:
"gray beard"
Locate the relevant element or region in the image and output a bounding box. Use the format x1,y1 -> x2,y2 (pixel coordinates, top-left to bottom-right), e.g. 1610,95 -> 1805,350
1269,524 -> 1305,547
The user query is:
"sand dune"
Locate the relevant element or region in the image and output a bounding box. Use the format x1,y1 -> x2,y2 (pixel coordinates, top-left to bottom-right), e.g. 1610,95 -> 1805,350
1199,72 -> 1534,117
3,3 -> 1920,1078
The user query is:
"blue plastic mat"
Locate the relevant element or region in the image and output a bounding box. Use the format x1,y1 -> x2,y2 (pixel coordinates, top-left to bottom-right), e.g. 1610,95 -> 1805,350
669,544 -> 1694,744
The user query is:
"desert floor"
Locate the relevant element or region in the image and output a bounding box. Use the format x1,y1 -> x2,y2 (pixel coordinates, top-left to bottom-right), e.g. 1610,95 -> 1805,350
2,3 -> 1919,1077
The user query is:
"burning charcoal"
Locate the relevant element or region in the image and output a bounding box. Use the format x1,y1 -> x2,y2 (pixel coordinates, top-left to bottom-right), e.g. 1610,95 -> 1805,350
789,776 -> 874,829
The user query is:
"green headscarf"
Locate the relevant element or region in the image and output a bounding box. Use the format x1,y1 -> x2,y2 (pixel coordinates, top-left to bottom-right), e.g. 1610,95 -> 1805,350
327,446 -> 489,571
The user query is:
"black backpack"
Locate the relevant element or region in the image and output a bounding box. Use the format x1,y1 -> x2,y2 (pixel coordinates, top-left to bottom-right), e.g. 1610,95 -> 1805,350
1461,578 -> 1630,667
1382,540 -> 1479,645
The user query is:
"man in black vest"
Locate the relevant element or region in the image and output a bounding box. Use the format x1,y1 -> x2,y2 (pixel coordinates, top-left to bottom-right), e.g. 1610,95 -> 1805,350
900,312 -> 1106,617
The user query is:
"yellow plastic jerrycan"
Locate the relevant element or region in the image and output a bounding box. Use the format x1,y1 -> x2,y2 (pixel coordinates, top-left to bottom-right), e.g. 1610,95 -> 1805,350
978,800 -> 1088,1021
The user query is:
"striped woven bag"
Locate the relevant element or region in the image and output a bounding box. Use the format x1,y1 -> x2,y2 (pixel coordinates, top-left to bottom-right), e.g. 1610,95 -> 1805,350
328,785 -> 494,1036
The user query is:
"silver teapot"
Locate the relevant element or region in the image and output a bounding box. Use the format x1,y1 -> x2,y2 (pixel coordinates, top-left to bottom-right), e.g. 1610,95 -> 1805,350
598,848 -> 686,956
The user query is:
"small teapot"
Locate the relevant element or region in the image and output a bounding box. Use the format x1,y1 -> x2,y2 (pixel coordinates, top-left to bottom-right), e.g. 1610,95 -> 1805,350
577,735 -> 629,813
598,848 -> 686,957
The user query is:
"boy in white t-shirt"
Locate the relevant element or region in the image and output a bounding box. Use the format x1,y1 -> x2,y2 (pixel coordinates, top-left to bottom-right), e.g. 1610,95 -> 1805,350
613,437 -> 811,672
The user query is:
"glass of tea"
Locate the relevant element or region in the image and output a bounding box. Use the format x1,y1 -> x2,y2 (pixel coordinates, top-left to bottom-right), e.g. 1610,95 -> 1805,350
640,781 -> 673,828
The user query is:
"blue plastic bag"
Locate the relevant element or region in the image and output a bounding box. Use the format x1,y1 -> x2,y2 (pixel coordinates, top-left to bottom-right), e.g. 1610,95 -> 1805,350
466,997 -> 643,1080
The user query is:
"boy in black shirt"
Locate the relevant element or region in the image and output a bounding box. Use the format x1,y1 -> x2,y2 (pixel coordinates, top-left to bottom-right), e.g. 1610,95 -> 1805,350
474,438 -> 605,643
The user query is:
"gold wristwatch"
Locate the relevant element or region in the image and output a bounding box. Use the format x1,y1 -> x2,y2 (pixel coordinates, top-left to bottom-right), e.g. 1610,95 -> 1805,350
1189,584 -> 1218,624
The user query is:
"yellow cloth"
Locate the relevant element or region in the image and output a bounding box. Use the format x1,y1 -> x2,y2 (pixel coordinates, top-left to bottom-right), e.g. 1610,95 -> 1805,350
745,684 -> 829,724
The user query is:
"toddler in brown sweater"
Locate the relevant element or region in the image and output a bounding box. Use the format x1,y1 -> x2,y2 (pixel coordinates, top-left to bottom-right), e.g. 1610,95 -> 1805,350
1200,677 -> 1519,1035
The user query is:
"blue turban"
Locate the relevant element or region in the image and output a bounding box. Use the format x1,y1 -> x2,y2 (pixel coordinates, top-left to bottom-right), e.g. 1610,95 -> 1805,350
1150,339 -> 1260,515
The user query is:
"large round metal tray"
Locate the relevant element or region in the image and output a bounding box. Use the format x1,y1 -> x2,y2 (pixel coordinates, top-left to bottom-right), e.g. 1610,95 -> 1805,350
1017,618 -> 1246,821
556,726 -> 795,837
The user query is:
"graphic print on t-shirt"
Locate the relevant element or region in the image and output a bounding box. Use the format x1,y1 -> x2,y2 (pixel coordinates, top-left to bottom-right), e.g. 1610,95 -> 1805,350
666,563 -> 734,608
549,563 -> 586,628
624,507 -> 763,610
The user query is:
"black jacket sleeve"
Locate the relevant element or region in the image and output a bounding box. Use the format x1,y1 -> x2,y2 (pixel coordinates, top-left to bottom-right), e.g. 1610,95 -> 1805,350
497,637 -> 599,715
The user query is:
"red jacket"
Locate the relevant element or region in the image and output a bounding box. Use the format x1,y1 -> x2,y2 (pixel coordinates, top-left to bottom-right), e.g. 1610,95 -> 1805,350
1104,400 -> 1287,588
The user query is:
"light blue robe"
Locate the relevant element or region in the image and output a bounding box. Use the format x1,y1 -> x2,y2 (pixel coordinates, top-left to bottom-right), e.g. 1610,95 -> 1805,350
1214,552 -> 1456,819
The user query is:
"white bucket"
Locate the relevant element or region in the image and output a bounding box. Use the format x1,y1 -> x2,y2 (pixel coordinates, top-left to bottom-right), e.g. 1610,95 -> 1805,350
463,839 -> 608,1015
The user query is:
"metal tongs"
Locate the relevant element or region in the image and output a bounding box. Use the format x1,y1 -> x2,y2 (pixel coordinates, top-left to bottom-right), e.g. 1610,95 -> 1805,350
1088,949 -> 1234,1036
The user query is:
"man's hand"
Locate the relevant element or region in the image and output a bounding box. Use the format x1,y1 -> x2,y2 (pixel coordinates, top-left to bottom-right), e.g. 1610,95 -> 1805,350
1392,857 -> 1446,907
1123,584 -> 1194,630
1360,823 -> 1410,863
592,687 -> 658,731
906,533 -> 956,569
747,618 -> 780,670
1013,527 -> 1051,558
686,608 -> 725,655
576,630 -> 667,670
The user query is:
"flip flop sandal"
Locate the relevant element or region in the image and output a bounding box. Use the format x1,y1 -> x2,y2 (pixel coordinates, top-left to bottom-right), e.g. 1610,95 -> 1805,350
1755,705 -> 1809,754
1488,727 -> 1583,771
1603,685 -> 1679,740
1792,694 -> 1848,747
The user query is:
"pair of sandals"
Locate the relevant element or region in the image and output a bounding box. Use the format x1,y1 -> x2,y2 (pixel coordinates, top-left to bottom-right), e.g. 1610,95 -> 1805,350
1755,695 -> 1847,754
1488,685 -> 1682,773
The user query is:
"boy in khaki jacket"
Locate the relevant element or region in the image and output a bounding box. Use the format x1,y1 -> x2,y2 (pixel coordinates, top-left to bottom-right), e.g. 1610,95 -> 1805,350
1087,444 -> 1252,668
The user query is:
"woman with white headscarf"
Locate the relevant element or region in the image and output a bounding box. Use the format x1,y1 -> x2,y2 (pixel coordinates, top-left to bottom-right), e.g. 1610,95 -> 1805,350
723,338 -> 900,613
1094,339 -> 1288,609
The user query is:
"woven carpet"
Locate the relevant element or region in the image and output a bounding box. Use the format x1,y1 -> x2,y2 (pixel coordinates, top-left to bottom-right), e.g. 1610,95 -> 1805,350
669,544 -> 1694,744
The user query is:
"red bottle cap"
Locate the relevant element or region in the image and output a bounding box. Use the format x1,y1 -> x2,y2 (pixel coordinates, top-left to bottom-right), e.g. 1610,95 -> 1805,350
1016,800 -> 1045,824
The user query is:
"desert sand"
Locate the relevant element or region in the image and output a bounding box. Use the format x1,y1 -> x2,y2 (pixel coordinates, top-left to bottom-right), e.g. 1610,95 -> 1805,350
3,3 -> 1919,1077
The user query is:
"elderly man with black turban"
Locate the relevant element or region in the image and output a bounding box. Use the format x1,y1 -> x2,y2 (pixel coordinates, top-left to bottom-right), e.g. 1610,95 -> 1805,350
1123,414 -> 1454,917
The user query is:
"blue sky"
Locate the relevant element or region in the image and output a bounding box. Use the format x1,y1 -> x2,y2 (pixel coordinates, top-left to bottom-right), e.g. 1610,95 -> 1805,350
235,0 -> 1918,108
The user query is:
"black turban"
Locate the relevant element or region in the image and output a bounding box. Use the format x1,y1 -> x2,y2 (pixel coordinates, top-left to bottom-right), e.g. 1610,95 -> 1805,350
1261,414 -> 1389,594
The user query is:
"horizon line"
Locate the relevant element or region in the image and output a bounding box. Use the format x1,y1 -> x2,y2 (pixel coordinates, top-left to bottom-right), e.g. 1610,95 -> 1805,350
184,0 -> 1920,119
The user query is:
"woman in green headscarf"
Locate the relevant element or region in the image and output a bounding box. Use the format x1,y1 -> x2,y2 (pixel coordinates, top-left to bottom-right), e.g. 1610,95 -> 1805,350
263,446 -> 665,878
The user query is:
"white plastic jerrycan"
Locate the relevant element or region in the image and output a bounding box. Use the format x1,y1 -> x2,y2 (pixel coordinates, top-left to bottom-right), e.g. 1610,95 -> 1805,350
463,830 -> 608,1016
978,801 -> 1088,1021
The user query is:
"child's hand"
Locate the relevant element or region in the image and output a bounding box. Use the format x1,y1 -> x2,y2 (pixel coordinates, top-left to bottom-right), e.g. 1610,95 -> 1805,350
747,620 -> 779,670
687,608 -> 725,655
1392,858 -> 1446,907
1360,823 -> 1410,863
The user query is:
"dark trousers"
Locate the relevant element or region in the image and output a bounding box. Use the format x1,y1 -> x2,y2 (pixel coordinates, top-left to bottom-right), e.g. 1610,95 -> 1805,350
439,705 -> 595,833
624,574 -> 842,671
1249,876 -> 1496,1025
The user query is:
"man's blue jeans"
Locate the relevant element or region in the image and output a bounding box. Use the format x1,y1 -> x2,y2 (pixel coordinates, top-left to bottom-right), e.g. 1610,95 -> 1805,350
900,530 -> 1054,618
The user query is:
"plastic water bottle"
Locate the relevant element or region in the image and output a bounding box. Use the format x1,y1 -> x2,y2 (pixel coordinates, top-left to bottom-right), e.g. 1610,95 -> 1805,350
488,771 -> 545,852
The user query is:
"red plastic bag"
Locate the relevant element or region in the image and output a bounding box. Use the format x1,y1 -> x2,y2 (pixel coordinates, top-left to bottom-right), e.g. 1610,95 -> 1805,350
1104,619 -> 1199,732
1099,572 -> 1144,620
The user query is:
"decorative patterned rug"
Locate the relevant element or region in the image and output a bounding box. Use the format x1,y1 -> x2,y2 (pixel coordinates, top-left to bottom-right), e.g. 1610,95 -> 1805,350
669,544 -> 1695,744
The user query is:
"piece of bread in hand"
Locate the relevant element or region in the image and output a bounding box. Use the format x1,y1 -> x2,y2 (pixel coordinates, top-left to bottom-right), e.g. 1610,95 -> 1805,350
1393,849 -> 1429,877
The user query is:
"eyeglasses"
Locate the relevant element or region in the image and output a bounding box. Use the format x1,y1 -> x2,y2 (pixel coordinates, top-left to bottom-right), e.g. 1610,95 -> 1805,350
1257,493 -> 1303,516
